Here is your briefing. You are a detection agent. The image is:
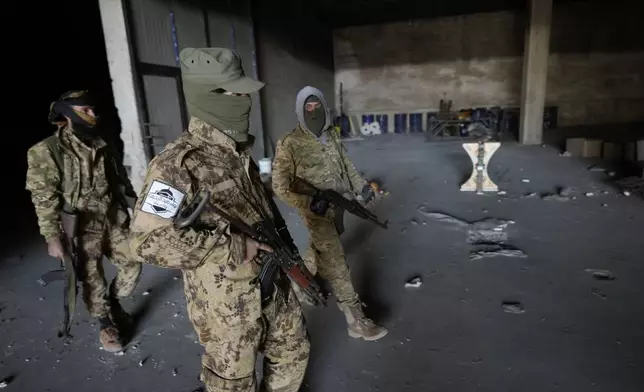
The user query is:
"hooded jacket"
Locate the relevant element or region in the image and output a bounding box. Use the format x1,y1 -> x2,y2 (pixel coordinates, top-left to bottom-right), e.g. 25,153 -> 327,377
295,86 -> 331,134
272,87 -> 366,215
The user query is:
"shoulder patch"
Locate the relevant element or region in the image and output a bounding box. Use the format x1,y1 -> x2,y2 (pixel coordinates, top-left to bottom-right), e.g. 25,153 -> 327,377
141,180 -> 186,219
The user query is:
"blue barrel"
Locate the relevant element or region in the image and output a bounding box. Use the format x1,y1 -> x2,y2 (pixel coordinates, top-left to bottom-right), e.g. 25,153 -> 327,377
409,113 -> 423,133
376,114 -> 388,133
394,113 -> 408,134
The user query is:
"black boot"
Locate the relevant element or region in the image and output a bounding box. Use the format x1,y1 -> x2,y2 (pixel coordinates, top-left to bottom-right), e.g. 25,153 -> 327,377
108,281 -> 133,330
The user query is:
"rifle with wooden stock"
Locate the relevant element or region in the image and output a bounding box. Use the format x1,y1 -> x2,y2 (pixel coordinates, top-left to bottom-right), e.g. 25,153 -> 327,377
175,189 -> 328,307
291,177 -> 388,229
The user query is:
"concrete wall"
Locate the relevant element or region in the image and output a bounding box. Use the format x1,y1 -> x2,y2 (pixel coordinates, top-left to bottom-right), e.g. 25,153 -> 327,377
254,0 -> 334,154
334,1 -> 644,127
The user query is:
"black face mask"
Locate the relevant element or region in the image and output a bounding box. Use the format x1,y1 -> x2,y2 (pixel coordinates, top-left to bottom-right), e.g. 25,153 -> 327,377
303,96 -> 326,137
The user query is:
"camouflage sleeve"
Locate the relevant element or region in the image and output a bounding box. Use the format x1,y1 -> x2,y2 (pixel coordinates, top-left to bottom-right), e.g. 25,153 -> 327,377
272,138 -> 311,210
129,155 -> 245,270
339,140 -> 368,194
25,143 -> 62,242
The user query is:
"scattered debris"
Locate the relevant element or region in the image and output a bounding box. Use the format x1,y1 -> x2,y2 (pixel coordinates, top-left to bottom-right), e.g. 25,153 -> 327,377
623,191 -> 631,196
115,351 -> 125,356
420,208 -> 523,258
588,165 -> 607,172
142,290 -> 151,296
497,190 -> 507,196
138,357 -> 148,367
559,187 -> 574,197
410,218 -> 419,226
502,301 -> 525,314
591,288 -> 607,300
467,218 -> 515,244
470,245 -> 527,260
0,378 -> 9,388
616,176 -> 644,198
559,151 -> 572,157
523,192 -> 538,198
404,277 -> 422,288
585,192 -> 594,197
521,179 -> 531,183
542,186 -> 574,202
585,269 -> 616,281
542,193 -> 570,202
601,203 -> 608,207
173,368 -> 178,377
173,276 -> 180,281
608,171 -> 616,177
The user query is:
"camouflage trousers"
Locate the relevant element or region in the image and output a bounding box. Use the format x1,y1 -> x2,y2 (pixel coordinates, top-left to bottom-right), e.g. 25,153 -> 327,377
301,214 -> 360,306
194,288 -> 310,392
77,216 -> 142,318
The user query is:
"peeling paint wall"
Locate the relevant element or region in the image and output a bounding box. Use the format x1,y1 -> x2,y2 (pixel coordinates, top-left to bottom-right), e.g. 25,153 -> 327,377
334,2 -> 644,127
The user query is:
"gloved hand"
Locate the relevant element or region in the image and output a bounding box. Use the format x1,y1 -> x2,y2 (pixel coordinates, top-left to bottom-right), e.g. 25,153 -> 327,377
360,183 -> 376,204
310,194 -> 330,216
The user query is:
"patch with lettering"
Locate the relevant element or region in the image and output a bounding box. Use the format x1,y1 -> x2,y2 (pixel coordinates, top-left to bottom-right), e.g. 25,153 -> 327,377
141,180 -> 185,219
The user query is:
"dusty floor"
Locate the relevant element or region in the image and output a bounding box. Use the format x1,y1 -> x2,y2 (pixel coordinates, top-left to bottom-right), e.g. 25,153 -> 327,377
1,134 -> 643,392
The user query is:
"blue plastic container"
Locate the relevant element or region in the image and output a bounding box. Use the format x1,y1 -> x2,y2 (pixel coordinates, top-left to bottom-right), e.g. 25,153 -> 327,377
409,113 -> 423,133
394,113 -> 408,134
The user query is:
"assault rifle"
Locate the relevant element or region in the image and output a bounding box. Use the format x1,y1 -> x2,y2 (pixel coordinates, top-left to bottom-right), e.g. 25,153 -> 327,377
175,189 -> 327,307
37,208 -> 79,338
291,177 -> 388,229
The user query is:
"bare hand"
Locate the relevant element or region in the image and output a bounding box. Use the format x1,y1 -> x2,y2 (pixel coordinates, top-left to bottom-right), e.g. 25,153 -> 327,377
243,237 -> 273,263
47,238 -> 65,259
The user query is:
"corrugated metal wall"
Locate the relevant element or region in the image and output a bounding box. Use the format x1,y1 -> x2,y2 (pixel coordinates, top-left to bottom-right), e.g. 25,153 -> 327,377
125,0 -> 261,156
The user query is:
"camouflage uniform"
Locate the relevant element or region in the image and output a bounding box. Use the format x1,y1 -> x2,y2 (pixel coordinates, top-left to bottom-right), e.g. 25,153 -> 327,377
272,86 -> 387,341
26,126 -> 142,319
130,47 -> 309,392
130,117 -> 309,391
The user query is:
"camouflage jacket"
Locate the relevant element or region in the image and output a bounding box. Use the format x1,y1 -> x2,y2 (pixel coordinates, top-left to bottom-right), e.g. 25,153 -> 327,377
129,117 -> 277,324
25,126 -> 135,241
272,125 -> 367,213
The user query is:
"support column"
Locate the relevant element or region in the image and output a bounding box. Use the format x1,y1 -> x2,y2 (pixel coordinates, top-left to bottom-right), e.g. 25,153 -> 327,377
98,0 -> 149,193
519,0 -> 553,145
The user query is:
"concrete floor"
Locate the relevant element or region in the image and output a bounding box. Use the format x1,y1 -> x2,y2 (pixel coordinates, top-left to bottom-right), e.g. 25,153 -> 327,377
1,134 -> 643,392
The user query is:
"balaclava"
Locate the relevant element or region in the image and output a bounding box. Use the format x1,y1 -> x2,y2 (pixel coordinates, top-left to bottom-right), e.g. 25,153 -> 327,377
180,47 -> 265,143
48,90 -> 98,138
296,86 -> 330,137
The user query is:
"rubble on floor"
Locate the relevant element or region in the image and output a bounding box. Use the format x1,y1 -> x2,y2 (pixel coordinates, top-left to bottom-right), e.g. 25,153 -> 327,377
469,245 -> 528,260
418,207 -> 525,260
502,301 -> 526,314
616,176 -> 644,198
404,277 -> 422,288
585,269 -> 616,281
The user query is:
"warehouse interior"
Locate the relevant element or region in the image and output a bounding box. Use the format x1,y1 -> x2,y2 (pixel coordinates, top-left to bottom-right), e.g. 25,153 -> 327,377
2,0 -> 643,391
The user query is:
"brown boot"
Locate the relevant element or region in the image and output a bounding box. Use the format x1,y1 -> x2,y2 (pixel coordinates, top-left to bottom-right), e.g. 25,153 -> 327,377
339,302 -> 388,341
99,318 -> 123,353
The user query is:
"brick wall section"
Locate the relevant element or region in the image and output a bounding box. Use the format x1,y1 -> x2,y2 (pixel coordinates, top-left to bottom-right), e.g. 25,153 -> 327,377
334,2 -> 644,126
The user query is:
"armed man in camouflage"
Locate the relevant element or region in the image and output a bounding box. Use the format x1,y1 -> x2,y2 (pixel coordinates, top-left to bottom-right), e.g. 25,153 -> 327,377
129,48 -> 309,392
25,90 -> 142,352
272,86 -> 388,341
